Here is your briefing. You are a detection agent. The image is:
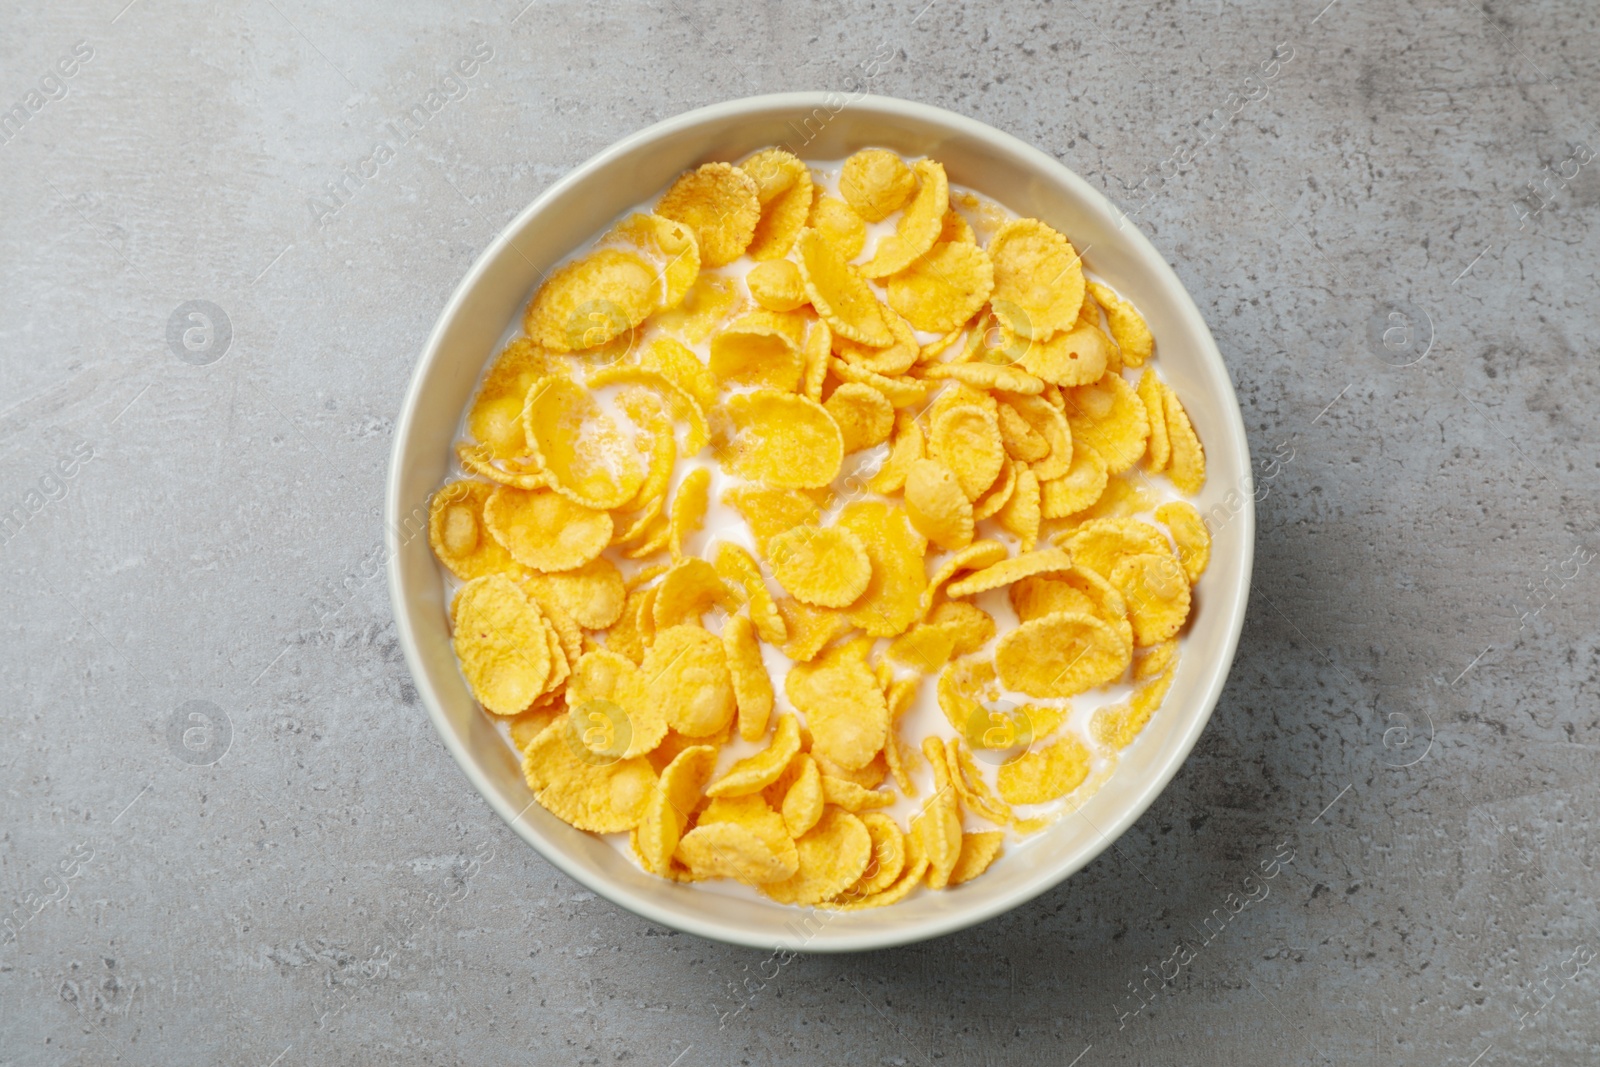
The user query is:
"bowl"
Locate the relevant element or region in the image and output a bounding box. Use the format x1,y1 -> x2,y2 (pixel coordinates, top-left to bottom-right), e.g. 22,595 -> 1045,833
386,92 -> 1254,952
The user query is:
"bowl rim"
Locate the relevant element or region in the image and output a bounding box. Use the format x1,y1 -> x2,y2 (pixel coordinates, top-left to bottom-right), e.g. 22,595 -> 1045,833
387,91 -> 1255,952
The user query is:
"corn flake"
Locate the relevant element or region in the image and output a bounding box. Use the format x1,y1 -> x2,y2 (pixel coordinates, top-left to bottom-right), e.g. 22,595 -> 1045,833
656,161 -> 760,268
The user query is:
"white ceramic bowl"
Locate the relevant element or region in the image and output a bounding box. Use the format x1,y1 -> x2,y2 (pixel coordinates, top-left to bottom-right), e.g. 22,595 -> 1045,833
387,93 -> 1254,952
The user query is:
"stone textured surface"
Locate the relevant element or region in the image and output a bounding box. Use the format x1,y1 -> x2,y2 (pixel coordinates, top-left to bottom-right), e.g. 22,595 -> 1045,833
3,1 -> 1598,1063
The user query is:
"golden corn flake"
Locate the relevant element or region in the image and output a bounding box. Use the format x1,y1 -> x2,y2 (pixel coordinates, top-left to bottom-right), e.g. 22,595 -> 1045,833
1039,448 -> 1108,519
921,359 -> 1044,396
839,148 -> 917,222
867,410 -> 926,494
904,458 -> 975,551
948,831 -> 1005,886
1093,647 -> 1177,750
746,258 -> 809,312
796,229 -> 892,346
886,241 -> 995,333
1062,518 -> 1172,580
522,714 -> 658,832
939,208 -> 976,245
713,541 -> 787,645
996,401 -> 1049,462
915,737 -> 964,889
777,596 -> 851,661
1137,369 -> 1171,471
653,274 -> 738,344
640,624 -> 735,737
483,485 -> 611,573
762,807 -> 872,906
1003,394 -> 1072,479
723,613 -> 775,741
634,341 -> 711,416
1009,574 -> 1096,623
779,754 -> 825,837
860,160 -> 949,279
524,374 -> 646,509
996,465 -> 1042,549
808,194 -> 867,259
1087,281 -> 1153,367
802,317 -> 831,402
821,775 -> 894,812
452,575 -> 551,715
1156,501 -> 1210,583
1063,373 -> 1149,475
930,404 -> 1005,501
520,556 -> 625,629
455,441 -> 548,491
722,484 -> 821,552
469,338 -> 559,459
995,611 -> 1130,698
567,649 -> 667,760
607,212 -> 700,311
709,312 -> 805,393
829,355 -> 930,407
1164,386 -> 1206,494
928,600 -> 997,655
923,539 -> 1009,614
988,218 -> 1086,340
676,819 -> 798,885
1110,551 -> 1191,646
886,621 -> 959,673
589,366 -> 711,455
945,546 -> 1073,599
652,556 -> 733,629
824,382 -> 895,453
430,480 -> 520,581
1018,323 -> 1112,387
786,642 -> 889,770
849,812 -> 908,897
667,467 -> 711,560
742,148 -> 813,261
833,306 -> 919,375
996,732 -> 1090,806
724,388 -> 843,489
655,161 -> 760,268
524,248 -> 658,353
766,525 -> 872,608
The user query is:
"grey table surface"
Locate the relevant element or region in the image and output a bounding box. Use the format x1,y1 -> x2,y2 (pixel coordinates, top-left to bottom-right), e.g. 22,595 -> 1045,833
3,0 -> 1598,1063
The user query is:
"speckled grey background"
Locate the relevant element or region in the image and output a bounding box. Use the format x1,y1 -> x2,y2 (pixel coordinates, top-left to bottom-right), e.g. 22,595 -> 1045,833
3,0 -> 1597,1063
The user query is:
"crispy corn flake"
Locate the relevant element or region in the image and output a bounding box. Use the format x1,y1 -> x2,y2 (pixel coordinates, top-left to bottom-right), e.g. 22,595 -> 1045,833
1063,373 -> 1150,475
786,642 -> 889,770
988,218 -> 1085,340
836,500 -> 927,637
641,337 -> 717,412
430,480 -> 521,582
777,596 -> 851,661
997,401 -> 1050,462
929,601 -> 997,656
839,148 -> 917,222
766,524 -> 872,608
607,212 -> 701,311
653,274 -> 739,343
796,229 -> 892,346
945,546 -> 1073,599
640,624 -> 735,737
778,753 -> 825,837
930,403 -> 1006,501
833,306 -> 920,375
676,819 -> 798,885
886,621 -> 960,673
817,749 -> 889,790
1136,369 -> 1171,471
866,410 -> 925,494
723,613 -> 775,741
1002,394 -> 1071,479
860,160 -> 949,279
1018,323 -> 1112,387
713,541 -> 787,644
887,241 -> 995,334
1163,387 -> 1206,494
996,465 -> 1042,549
1062,518 -> 1172,580
524,248 -> 658,353
923,540 -> 1009,614
939,208 -> 976,245
1009,574 -> 1096,623
921,359 -> 1044,395
522,713 -> 658,834
1156,501 -> 1210,583
706,712 -> 802,799
588,366 -> 711,455
523,374 -> 646,510
724,388 -> 843,489
455,441 -> 549,490
567,648 -> 667,760
995,610 -> 1130,698
829,355 -> 930,408
483,485 -> 612,572
469,338 -> 560,459
709,312 -> 806,393
948,831 -> 1005,886
915,737 -> 964,889
742,148 -> 814,261
520,556 -> 626,630
451,575 -> 552,715
808,194 -> 867,258
1093,646 -> 1177,749
655,161 -> 760,268
762,807 -> 872,906
824,382 -> 895,453
1109,551 -> 1191,646
904,458 -> 975,551
821,775 -> 894,812
722,484 -> 821,553
996,732 -> 1090,806
746,258 -> 809,312
1039,449 -> 1108,519
652,557 -> 734,629
849,812 -> 908,897
802,316 -> 831,403
1087,281 -> 1153,367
